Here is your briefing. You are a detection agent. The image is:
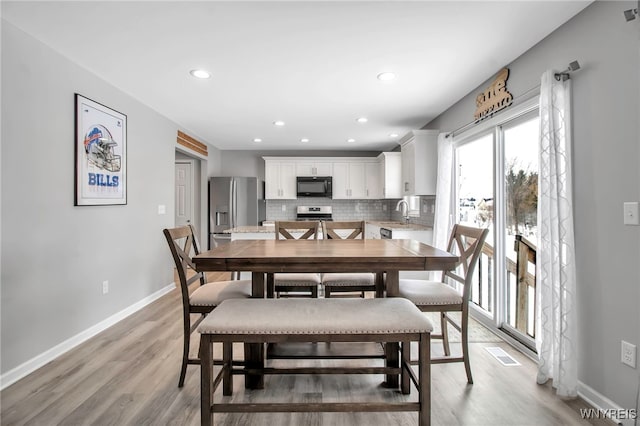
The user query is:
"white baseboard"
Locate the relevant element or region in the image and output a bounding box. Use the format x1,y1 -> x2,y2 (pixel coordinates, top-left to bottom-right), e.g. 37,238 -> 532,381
578,381 -> 635,426
0,283 -> 175,391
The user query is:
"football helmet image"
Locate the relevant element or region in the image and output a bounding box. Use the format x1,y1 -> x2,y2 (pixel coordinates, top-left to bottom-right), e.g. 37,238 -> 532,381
83,125 -> 122,172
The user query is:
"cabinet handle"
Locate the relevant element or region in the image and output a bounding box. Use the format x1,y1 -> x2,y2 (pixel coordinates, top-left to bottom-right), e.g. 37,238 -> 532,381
366,189 -> 369,197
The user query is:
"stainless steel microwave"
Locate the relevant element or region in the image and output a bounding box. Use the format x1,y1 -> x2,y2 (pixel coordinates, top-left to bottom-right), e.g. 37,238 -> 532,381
296,176 -> 332,198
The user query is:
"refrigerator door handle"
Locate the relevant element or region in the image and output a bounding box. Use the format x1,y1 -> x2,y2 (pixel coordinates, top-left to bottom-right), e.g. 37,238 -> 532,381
229,179 -> 232,229
232,178 -> 238,229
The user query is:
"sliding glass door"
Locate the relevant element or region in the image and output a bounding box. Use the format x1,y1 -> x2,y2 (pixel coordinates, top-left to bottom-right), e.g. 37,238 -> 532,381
454,102 -> 539,348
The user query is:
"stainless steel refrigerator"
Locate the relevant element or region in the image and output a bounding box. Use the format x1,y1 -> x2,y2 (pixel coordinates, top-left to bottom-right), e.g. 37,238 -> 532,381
209,177 -> 265,249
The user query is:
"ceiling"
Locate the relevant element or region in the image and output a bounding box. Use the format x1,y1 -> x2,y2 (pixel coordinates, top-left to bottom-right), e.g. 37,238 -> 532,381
2,1 -> 591,152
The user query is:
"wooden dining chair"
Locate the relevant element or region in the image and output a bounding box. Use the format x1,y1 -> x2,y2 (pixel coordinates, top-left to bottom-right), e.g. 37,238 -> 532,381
321,221 -> 375,298
270,221 -> 321,298
163,224 -> 251,387
397,224 -> 489,384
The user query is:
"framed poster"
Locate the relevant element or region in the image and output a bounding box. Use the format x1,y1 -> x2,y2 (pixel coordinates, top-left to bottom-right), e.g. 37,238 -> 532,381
75,94 -> 127,206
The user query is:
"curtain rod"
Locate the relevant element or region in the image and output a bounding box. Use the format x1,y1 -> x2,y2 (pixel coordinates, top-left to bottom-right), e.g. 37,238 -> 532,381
445,61 -> 581,139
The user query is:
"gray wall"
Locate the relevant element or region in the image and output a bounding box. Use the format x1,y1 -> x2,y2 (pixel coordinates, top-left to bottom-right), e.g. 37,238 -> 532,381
0,22 -> 179,373
427,2 -> 640,410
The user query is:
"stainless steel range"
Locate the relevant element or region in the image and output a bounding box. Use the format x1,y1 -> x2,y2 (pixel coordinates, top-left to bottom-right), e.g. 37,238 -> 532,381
296,206 -> 333,221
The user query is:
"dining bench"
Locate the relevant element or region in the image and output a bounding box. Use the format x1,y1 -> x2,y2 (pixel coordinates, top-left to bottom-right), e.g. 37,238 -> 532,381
198,297 -> 433,426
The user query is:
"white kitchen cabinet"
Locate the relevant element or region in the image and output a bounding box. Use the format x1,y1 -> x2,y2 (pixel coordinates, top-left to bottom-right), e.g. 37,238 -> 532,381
401,130 -> 438,196
264,161 -> 296,199
332,161 -> 367,199
365,162 -> 382,199
296,161 -> 332,177
377,152 -> 402,199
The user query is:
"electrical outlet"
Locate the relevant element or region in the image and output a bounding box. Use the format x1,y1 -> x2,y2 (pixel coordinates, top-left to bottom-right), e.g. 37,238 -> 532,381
102,280 -> 109,295
621,340 -> 636,368
623,202 -> 639,225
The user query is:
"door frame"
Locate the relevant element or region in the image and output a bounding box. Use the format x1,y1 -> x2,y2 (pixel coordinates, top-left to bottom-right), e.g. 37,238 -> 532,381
451,96 -> 540,357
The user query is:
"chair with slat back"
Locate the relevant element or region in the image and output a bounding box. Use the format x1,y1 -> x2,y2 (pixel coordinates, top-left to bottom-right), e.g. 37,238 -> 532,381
269,221 -> 321,298
321,221 -> 376,298
163,224 -> 251,387
397,224 -> 489,384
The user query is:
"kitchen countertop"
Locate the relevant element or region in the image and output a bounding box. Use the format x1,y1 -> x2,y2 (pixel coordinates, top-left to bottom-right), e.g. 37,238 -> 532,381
224,226 -> 275,234
365,220 -> 433,231
225,221 -> 432,233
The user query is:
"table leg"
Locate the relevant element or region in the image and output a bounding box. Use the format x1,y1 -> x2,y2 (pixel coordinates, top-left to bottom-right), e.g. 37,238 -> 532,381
385,270 -> 399,297
245,272 -> 265,389
266,273 -> 275,298
375,272 -> 384,298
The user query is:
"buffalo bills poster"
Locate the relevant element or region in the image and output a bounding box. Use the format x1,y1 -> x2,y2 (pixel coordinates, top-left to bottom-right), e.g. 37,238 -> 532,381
75,94 -> 127,206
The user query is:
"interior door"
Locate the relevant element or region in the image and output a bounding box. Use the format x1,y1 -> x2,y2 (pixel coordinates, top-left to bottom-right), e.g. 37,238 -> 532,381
175,162 -> 192,226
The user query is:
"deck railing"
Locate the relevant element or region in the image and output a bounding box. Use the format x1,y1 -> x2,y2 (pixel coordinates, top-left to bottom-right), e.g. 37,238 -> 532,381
471,234 -> 537,338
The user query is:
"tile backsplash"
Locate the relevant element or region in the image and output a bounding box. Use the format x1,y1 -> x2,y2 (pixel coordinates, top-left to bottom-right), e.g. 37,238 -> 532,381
266,196 -> 435,227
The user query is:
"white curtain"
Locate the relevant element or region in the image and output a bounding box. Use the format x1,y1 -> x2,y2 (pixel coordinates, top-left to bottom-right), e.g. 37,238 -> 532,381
536,70 -> 578,398
432,132 -> 454,260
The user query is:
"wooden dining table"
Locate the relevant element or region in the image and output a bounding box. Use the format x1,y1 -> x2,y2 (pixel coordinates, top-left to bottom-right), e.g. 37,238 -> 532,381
193,238 -> 459,389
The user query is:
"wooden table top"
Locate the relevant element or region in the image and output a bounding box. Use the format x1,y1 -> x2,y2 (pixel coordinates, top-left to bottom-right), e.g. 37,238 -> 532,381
193,239 -> 459,273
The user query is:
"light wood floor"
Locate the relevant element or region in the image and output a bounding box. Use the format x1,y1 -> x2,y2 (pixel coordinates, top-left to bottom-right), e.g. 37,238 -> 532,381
1,275 -> 612,426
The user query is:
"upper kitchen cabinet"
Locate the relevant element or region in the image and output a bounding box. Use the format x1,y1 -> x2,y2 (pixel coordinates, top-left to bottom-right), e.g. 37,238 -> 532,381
264,159 -> 296,199
332,161 -> 365,199
377,152 -> 402,199
333,160 -> 380,199
400,130 -> 438,196
296,160 -> 332,177
365,162 -> 382,199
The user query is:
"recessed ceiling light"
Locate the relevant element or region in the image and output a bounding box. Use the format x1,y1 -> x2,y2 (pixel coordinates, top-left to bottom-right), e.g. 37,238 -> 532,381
189,69 -> 211,79
253,138 -> 262,143
273,120 -> 285,127
377,72 -> 396,81
389,133 -> 399,138
300,138 -> 310,143
347,138 -> 356,143
356,117 -> 368,123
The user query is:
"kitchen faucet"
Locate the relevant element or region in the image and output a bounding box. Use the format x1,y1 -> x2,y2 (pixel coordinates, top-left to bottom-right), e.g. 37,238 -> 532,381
395,199 -> 410,223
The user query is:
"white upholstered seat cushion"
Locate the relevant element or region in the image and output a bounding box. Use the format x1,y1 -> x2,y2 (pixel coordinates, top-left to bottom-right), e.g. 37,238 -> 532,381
189,280 -> 252,307
398,279 -> 463,306
274,273 -> 321,286
322,272 -> 375,287
198,298 -> 433,335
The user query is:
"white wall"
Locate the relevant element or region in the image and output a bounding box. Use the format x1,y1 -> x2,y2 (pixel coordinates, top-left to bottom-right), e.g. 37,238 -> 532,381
0,22 -> 179,374
427,1 -> 640,412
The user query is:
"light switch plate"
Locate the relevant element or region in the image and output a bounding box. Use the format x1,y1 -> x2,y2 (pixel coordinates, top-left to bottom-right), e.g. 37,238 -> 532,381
158,204 -> 166,215
623,202 -> 639,225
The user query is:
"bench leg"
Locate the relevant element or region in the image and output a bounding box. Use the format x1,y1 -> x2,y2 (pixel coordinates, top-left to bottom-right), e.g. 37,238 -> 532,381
223,342 -> 233,396
401,340 -> 410,395
384,342 -> 399,388
419,332 -> 431,426
244,343 -> 264,389
200,335 -> 213,426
